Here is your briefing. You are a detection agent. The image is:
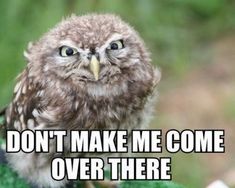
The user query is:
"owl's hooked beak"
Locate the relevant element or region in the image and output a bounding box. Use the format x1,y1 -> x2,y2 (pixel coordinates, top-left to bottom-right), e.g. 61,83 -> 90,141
89,55 -> 100,81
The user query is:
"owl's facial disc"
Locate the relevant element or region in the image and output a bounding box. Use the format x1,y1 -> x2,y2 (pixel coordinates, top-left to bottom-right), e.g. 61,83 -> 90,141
27,14 -> 153,95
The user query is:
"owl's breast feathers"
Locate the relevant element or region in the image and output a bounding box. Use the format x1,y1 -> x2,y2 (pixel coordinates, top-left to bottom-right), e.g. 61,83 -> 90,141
5,65 -> 159,131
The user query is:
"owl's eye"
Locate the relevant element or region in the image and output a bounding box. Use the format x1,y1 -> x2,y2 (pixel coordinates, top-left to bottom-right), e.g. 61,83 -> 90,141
108,40 -> 124,50
59,46 -> 78,57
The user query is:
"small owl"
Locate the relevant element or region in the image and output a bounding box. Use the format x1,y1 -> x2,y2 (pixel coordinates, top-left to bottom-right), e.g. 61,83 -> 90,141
3,14 -> 160,188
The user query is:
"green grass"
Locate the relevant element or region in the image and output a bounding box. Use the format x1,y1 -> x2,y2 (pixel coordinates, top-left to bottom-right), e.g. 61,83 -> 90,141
0,165 -> 30,188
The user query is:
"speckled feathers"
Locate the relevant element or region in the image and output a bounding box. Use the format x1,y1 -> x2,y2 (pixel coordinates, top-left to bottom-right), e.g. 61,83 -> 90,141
5,14 -> 160,188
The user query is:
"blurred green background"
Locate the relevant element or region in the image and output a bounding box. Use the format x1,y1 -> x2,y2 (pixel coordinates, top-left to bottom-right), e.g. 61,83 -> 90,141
0,0 -> 235,188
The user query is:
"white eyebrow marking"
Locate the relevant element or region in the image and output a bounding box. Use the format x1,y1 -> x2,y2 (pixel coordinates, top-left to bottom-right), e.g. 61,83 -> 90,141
59,40 -> 77,48
105,33 -> 123,46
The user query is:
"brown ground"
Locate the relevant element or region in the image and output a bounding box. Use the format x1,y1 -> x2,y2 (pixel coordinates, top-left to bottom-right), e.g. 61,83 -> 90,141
152,35 -> 235,187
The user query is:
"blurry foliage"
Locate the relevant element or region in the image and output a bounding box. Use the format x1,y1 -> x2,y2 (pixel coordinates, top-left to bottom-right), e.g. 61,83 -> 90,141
223,97 -> 235,121
0,0 -> 235,107
171,153 -> 206,188
0,164 -> 29,188
0,0 -> 235,187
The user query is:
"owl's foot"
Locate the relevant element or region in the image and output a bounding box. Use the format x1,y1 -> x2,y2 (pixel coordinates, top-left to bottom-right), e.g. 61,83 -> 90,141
84,180 -> 120,188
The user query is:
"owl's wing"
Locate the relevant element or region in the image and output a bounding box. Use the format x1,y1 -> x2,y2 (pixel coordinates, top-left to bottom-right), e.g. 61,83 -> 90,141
5,69 -> 43,131
5,68 -> 73,131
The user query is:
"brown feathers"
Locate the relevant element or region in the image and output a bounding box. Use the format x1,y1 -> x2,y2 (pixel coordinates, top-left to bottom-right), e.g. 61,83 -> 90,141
5,14 -> 160,187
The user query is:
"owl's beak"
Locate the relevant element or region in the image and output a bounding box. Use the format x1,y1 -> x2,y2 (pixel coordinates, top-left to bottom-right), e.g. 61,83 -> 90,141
89,55 -> 100,81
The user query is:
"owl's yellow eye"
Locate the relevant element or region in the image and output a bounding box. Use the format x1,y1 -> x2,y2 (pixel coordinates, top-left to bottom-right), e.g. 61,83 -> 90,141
108,40 -> 124,50
59,46 -> 78,57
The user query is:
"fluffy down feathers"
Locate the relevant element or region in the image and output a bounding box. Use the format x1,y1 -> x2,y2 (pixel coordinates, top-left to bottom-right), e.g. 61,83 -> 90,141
5,14 -> 160,187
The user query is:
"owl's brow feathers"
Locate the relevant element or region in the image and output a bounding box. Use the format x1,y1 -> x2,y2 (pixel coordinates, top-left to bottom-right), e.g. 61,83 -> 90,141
58,33 -> 123,51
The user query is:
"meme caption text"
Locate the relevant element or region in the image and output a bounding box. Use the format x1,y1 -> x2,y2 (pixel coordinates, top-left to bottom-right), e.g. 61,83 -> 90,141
6,130 -> 225,181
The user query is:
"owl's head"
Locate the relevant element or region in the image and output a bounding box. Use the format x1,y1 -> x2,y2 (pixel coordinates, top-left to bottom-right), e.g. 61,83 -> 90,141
25,14 -> 159,97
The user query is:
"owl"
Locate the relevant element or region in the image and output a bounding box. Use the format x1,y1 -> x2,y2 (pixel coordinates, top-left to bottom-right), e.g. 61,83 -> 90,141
2,14 -> 160,188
